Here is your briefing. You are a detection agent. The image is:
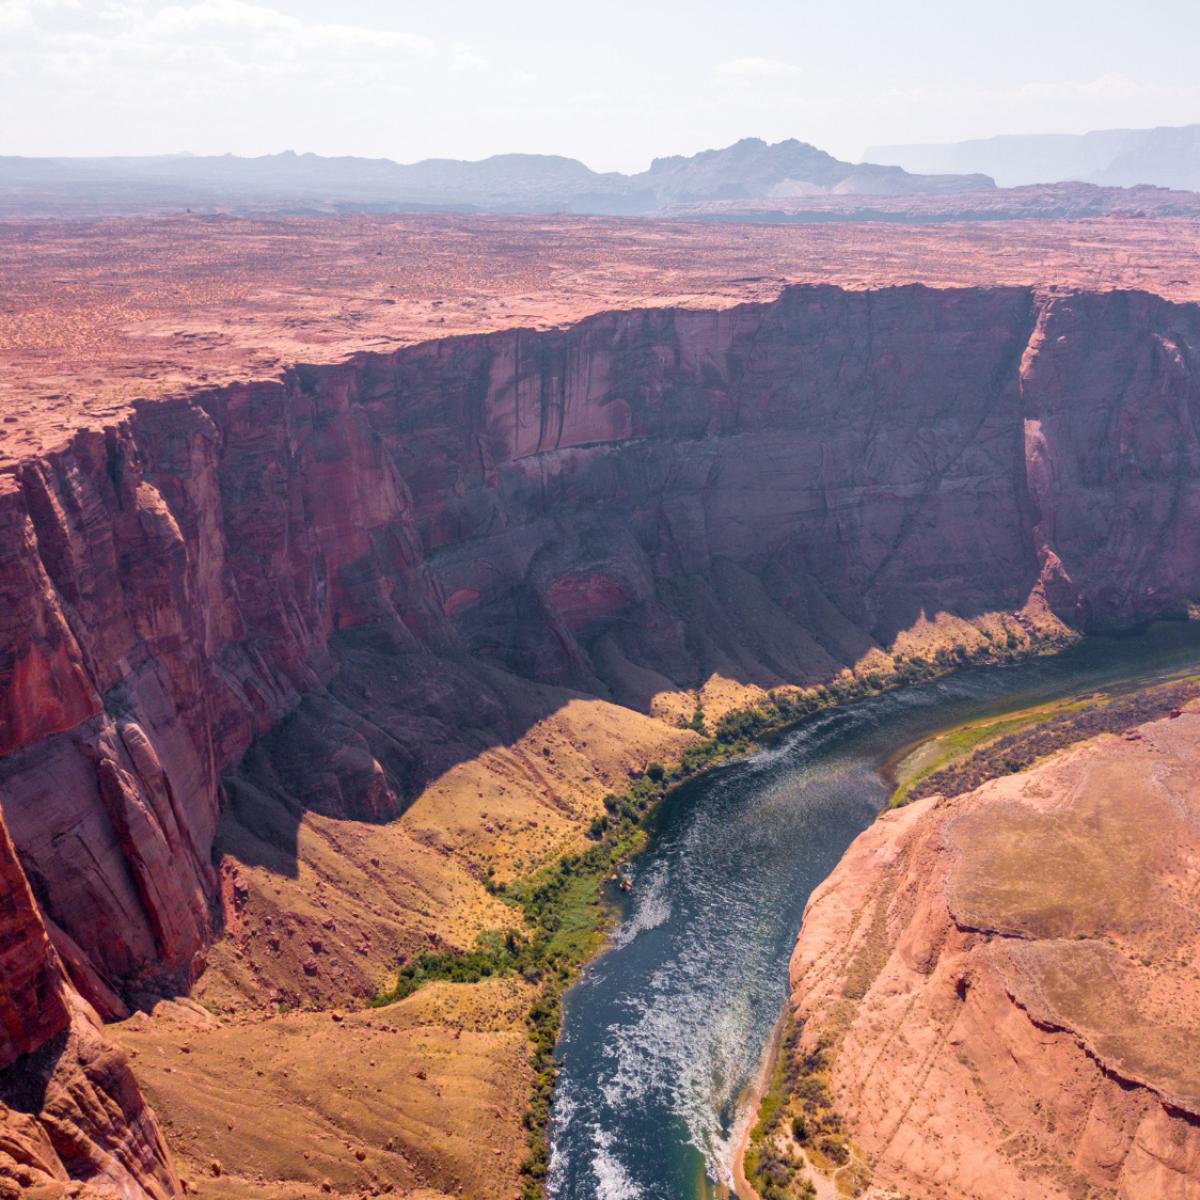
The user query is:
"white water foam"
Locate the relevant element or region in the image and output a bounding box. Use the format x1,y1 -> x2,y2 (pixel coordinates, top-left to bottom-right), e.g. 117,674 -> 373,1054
545,1077 -> 580,1195
688,993 -> 758,1187
612,863 -> 672,949
590,1126 -> 643,1200
596,926 -> 768,1190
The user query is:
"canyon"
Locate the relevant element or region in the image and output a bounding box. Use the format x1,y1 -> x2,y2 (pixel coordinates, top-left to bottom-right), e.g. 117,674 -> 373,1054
10,212 -> 1200,470
3,215 -> 1200,1198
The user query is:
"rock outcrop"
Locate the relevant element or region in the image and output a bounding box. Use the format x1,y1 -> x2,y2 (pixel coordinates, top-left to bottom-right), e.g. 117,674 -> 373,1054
786,707 -> 1200,1200
0,809 -> 70,1068
4,281 -> 1200,1194
0,807 -> 179,1199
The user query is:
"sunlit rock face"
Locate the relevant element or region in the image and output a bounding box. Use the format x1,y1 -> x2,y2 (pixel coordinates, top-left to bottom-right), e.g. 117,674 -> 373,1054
788,706 -> 1200,1200
3,282 -> 1200,1194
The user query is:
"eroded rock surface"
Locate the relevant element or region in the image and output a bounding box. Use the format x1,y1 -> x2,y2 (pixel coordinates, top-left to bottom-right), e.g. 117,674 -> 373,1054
787,708 -> 1200,1200
8,213 -> 1200,468
0,808 -> 179,1199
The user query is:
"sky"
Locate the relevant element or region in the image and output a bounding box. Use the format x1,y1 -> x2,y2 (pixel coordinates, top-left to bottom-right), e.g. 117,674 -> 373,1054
3,0 -> 1200,170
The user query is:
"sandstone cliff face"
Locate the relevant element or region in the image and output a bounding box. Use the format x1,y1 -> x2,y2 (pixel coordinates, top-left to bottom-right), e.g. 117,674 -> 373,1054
787,709 -> 1200,1200
0,808 -> 179,1199
4,284 -> 1200,997
0,809 -> 69,1071
3,283 -> 1200,1193
0,991 -> 181,1200
1023,289 -> 1200,626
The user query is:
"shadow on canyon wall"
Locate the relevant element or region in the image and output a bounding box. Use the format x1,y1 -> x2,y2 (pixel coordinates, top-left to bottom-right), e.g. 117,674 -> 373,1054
216,559 -> 1042,886
5,281 -> 1200,1011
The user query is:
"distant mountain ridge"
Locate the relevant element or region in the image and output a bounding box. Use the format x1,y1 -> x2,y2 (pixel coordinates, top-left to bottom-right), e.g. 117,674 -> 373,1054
0,137 -> 993,217
868,123 -> 1200,190
637,137 -> 991,200
660,181 -> 1200,224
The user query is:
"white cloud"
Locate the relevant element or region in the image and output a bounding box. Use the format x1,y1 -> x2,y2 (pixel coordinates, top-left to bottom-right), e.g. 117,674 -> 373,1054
142,0 -> 433,55
714,57 -> 803,81
1,0 -> 434,87
0,0 -> 34,33
0,0 -> 448,154
450,43 -> 487,72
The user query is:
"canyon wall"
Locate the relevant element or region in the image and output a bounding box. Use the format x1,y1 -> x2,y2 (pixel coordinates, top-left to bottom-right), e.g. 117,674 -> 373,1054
3,283 -> 1200,1192
786,706 -> 1200,1200
0,805 -> 179,1199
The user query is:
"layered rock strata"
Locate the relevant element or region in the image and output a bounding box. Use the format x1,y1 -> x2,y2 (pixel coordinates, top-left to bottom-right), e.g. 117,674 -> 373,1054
0,808 -> 179,1199
786,706 -> 1200,1199
3,282 -> 1200,1192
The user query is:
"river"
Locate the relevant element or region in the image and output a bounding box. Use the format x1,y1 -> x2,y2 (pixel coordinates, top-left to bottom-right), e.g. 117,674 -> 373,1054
545,621 -> 1200,1200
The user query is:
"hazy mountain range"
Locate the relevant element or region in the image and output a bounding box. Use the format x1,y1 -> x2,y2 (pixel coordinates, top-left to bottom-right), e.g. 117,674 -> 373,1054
7,126 -> 1197,221
0,137 -> 993,217
868,123 -> 1200,190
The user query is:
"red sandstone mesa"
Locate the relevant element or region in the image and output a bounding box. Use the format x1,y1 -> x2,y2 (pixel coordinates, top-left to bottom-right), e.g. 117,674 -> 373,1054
3,274 -> 1200,1194
7,213 -> 1200,471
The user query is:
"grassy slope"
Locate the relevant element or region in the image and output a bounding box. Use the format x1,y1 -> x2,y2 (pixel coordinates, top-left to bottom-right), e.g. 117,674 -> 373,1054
890,673 -> 1200,808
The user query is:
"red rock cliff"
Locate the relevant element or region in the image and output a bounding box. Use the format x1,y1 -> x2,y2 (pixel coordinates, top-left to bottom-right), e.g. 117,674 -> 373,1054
0,805 -> 179,1198
787,708 -> 1200,1200
3,283 -> 1200,1191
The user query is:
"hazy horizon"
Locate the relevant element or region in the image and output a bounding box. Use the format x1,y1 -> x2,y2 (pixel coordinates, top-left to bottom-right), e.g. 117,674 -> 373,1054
9,124 -> 1200,174
3,0 -> 1200,173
